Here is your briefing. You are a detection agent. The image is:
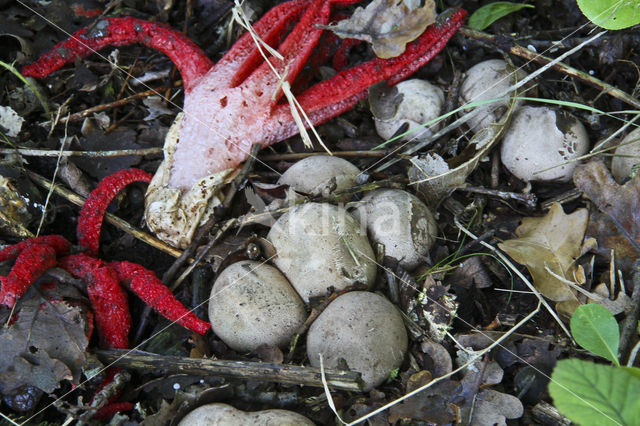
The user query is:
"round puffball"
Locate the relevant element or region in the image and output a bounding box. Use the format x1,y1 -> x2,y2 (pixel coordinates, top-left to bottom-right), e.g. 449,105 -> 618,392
307,291 -> 408,391
267,203 -> 376,302
353,189 -> 437,270
178,403 -> 314,426
277,155 -> 361,200
209,261 -> 306,352
373,79 -> 444,142
500,106 -> 589,182
611,127 -> 640,183
459,59 -> 528,132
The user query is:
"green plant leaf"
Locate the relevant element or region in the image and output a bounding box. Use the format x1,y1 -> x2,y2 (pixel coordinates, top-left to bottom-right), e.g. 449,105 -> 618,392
570,304 -> 620,365
549,359 -> 640,425
577,0 -> 640,30
468,2 -> 534,30
621,366 -> 640,380
571,304 -> 619,364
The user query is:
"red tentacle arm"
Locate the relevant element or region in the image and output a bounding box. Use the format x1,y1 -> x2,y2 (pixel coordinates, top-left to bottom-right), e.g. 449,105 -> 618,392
0,236 -> 71,307
0,244 -> 57,307
77,168 -> 152,256
0,235 -> 70,262
21,17 -> 213,92
211,0 -> 311,88
110,261 -> 210,335
60,254 -> 131,349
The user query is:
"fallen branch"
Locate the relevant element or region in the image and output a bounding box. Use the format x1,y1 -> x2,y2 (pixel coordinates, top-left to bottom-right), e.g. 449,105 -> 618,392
94,349 -> 363,391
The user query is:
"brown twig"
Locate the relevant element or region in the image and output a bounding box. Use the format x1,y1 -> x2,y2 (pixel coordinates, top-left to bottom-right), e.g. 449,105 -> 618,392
94,349 -> 363,391
455,186 -> 537,209
56,82 -> 181,124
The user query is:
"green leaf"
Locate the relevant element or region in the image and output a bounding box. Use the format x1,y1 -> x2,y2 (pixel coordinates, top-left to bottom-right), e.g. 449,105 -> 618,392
570,304 -> 620,365
549,359 -> 640,425
468,2 -> 534,30
577,0 -> 640,30
621,366 -> 640,380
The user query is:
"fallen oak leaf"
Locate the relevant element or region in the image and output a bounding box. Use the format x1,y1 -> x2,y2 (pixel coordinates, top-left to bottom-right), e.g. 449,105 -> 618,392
318,0 -> 437,59
498,203 -> 588,304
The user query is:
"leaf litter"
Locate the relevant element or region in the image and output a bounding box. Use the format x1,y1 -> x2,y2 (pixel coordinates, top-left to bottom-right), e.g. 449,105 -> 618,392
573,159 -> 640,272
318,0 -> 437,59
0,295 -> 90,393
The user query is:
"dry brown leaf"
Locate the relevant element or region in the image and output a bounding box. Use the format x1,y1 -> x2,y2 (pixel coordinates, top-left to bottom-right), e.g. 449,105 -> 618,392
318,0 -> 436,59
573,159 -> 640,272
498,203 -> 588,302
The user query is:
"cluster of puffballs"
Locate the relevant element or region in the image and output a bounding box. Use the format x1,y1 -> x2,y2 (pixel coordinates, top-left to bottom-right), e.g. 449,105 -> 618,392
372,58 -> 594,183
208,155 -> 438,387
197,154 -> 441,423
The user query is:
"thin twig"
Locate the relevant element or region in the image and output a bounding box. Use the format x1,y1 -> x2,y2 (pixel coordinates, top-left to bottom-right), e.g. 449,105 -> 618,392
455,186 -> 537,209
55,83 -> 180,124
0,147 -> 162,157
458,27 -> 640,110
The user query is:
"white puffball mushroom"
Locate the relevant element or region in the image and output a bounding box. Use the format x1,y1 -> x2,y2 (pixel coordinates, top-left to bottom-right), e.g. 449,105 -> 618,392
307,291 -> 408,391
209,261 -> 306,352
353,189 -> 437,270
177,403 -> 314,426
267,203 -> 376,302
277,155 -> 361,200
459,59 -> 529,132
611,127 -> 640,183
372,79 -> 444,142
500,106 -> 589,182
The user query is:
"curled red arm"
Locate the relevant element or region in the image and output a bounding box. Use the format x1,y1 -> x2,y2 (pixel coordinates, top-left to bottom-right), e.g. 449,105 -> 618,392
77,168 -> 152,256
22,17 -> 213,92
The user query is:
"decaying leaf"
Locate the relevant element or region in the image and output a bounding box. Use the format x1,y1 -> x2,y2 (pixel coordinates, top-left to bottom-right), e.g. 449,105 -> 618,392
0,298 -> 90,393
469,388 -> 524,425
573,159 -> 640,272
498,203 -> 588,304
318,0 -> 436,59
0,105 -> 25,137
449,256 -> 493,289
143,96 -> 175,121
420,340 -> 452,377
388,376 -> 459,424
389,359 -> 523,424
